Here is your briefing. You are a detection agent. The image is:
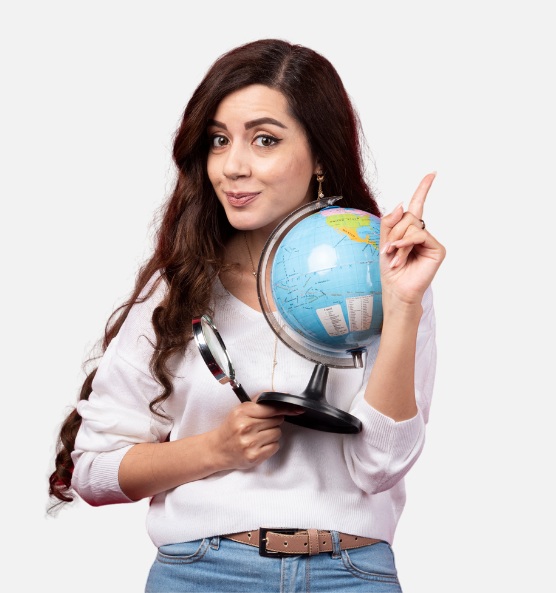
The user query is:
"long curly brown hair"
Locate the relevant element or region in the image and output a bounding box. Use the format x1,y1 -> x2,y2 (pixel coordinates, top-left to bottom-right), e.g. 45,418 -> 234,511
48,38 -> 381,509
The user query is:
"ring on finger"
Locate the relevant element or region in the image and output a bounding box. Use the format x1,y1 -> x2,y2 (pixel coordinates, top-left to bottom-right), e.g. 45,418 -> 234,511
419,219 -> 426,230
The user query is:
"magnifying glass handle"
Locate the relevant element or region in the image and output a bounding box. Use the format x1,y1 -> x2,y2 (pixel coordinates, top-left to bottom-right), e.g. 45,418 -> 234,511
231,381 -> 251,403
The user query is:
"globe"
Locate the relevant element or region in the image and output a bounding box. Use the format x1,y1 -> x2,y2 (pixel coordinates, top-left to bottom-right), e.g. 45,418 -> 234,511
258,197 -> 383,370
256,197 -> 384,434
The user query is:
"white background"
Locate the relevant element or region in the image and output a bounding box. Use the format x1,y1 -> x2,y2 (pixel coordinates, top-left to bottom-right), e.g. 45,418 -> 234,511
2,1 -> 554,591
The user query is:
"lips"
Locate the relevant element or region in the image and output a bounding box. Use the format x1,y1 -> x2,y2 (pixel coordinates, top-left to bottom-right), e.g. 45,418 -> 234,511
224,192 -> 260,207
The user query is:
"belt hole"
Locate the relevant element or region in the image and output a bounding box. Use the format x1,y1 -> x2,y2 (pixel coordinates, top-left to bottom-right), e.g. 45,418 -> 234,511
283,542 -> 288,547
247,532 -> 252,539
340,538 -> 343,542
354,537 -> 358,540
304,543 -> 307,547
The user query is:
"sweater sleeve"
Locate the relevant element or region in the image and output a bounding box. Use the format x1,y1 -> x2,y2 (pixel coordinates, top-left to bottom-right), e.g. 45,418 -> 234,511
71,276 -> 172,506
342,286 -> 437,494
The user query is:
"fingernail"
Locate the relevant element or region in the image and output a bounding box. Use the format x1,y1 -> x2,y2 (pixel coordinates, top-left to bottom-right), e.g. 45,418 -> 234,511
389,256 -> 399,268
380,242 -> 391,255
386,201 -> 403,216
392,201 -> 404,213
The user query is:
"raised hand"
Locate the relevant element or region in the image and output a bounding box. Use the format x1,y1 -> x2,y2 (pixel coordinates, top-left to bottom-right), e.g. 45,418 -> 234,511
379,173 -> 446,308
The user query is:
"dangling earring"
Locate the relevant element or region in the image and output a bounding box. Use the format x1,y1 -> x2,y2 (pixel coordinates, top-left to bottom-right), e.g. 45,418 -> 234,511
316,172 -> 325,200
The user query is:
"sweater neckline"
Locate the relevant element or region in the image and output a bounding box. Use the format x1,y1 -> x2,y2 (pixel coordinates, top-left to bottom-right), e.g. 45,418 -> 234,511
214,275 -> 265,321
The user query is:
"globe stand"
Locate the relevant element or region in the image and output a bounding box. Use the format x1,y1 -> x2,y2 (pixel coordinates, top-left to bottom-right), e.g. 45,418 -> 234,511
257,363 -> 362,434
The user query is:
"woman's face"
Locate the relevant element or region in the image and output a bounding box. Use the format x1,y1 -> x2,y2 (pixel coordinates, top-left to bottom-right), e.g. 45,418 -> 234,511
207,84 -> 318,238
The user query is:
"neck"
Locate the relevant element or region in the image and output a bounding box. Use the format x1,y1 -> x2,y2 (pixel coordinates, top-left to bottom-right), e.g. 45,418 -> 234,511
223,229 -> 270,280
243,229 -> 269,258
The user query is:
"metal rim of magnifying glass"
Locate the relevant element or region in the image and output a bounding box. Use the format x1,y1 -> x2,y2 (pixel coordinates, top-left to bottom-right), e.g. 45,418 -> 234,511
192,314 -> 234,384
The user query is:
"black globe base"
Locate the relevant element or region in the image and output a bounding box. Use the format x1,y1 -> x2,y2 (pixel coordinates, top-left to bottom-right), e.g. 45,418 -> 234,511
257,364 -> 362,434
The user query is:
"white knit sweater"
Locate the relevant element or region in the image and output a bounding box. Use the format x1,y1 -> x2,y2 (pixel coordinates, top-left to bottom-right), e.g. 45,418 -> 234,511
72,275 -> 437,548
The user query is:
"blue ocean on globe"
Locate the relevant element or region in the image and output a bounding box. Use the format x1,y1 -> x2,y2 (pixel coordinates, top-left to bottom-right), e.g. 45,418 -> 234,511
271,206 -> 383,355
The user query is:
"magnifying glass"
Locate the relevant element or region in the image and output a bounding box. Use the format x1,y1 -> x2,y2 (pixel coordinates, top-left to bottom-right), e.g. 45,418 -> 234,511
192,314 -> 251,403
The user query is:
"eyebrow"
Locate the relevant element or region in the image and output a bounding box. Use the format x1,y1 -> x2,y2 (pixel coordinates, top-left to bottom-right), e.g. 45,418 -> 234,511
207,117 -> 288,131
245,117 -> 287,130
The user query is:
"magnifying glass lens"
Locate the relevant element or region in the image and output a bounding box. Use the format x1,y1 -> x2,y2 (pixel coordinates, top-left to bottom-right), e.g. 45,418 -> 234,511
193,315 -> 251,403
200,317 -> 233,378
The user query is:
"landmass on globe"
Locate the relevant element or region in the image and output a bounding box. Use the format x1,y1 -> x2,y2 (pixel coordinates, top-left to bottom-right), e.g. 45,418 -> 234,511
321,207 -> 380,249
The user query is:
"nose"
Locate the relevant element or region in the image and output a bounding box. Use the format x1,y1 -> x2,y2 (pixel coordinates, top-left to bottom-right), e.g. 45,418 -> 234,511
222,142 -> 251,180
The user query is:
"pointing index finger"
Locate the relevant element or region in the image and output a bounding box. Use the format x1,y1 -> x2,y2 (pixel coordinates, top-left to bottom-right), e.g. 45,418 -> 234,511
407,172 -> 437,219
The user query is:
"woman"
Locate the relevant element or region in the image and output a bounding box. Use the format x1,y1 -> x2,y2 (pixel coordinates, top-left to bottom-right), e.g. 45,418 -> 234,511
49,39 -> 445,592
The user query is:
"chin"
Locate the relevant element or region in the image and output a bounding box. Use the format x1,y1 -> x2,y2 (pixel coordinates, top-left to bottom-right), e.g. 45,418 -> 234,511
225,213 -> 279,233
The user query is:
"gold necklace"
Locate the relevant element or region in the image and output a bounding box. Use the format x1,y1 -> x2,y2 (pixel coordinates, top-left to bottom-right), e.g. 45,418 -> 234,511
243,232 -> 278,390
243,232 -> 258,278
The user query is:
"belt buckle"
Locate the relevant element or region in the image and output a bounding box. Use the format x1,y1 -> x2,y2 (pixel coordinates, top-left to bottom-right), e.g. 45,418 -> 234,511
259,528 -> 298,558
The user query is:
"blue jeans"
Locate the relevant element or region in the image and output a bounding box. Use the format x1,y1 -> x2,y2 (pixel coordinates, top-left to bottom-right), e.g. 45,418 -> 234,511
145,532 -> 402,592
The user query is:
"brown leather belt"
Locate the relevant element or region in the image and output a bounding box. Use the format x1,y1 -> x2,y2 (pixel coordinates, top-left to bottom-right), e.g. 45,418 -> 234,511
224,528 -> 382,557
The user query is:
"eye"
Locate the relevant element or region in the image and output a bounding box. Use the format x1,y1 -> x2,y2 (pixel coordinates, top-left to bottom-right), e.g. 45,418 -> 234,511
210,134 -> 229,148
254,134 -> 280,148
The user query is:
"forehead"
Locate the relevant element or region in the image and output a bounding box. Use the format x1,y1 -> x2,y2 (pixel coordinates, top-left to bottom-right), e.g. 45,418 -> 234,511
213,84 -> 292,120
